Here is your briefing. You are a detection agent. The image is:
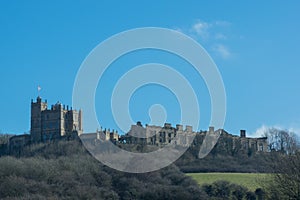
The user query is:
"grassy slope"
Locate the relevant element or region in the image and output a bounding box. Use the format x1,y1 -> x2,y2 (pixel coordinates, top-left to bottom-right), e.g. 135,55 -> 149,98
186,173 -> 269,191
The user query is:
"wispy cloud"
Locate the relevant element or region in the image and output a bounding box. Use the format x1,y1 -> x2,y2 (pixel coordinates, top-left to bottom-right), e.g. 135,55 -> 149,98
181,19 -> 234,60
250,124 -> 300,138
190,20 -> 231,41
250,125 -> 271,137
192,21 -> 211,40
212,44 -> 231,59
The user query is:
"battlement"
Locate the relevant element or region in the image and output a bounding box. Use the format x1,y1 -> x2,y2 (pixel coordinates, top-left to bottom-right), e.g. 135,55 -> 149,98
30,96 -> 83,142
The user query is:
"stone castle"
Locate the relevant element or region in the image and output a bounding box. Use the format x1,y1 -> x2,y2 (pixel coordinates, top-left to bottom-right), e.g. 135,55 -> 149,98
9,97 -> 268,153
30,96 -> 83,142
9,97 -> 83,150
93,122 -> 268,152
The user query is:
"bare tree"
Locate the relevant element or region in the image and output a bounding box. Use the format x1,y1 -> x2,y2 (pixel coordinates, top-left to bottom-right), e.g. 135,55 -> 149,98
263,127 -> 298,154
265,152 -> 300,199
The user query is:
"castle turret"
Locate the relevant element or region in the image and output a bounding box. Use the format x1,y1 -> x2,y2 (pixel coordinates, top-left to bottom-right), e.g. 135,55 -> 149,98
30,96 -> 47,142
209,126 -> 214,133
186,125 -> 193,132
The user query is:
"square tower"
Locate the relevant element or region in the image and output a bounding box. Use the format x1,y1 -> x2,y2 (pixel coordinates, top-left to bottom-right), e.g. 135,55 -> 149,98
30,96 -> 83,142
30,96 -> 47,142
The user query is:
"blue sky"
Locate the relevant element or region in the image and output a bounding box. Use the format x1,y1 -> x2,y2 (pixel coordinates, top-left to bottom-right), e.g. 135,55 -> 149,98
1,1 -> 300,137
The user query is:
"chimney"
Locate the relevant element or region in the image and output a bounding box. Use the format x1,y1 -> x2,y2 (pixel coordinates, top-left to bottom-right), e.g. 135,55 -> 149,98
137,121 -> 142,127
240,130 -> 246,138
176,124 -> 183,131
209,126 -> 214,133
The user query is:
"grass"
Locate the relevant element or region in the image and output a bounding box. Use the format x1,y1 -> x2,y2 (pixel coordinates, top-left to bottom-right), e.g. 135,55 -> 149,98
186,173 -> 269,191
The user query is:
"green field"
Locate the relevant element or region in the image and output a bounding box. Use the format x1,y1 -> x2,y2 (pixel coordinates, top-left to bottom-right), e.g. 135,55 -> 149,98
187,173 -> 269,191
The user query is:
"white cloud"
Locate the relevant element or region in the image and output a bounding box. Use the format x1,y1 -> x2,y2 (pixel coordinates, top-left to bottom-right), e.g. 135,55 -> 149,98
288,127 -> 300,134
185,19 -> 234,60
250,124 -> 300,138
250,125 -> 270,138
212,44 -> 231,59
191,20 -> 231,41
192,21 -> 211,39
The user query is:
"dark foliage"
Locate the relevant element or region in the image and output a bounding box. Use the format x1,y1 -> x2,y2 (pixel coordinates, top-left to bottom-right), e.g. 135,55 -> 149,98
0,140 -> 210,199
201,180 -> 252,200
175,138 -> 272,173
263,152 -> 300,199
0,136 -> 280,199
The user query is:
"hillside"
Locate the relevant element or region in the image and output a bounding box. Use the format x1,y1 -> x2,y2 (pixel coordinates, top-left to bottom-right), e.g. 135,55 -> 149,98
0,140 -> 208,199
174,138 -> 271,173
0,138 -> 275,199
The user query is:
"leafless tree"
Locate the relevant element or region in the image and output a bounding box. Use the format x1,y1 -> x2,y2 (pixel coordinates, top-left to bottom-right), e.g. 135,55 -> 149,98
265,152 -> 300,199
263,127 -> 298,154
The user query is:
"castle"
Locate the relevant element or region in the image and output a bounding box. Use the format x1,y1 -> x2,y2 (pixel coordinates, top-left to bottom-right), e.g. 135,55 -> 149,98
120,122 -> 195,147
9,97 -> 83,150
89,122 -> 268,153
30,96 -> 83,142
9,97 -> 268,154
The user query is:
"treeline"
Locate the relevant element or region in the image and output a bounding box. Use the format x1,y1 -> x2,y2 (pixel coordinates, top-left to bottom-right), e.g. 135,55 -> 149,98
175,134 -> 272,173
0,139 -> 271,200
1,128 -> 299,199
0,140 -> 207,199
176,127 -> 299,173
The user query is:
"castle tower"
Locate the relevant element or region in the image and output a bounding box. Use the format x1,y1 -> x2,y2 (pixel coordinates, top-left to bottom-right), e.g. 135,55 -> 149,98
30,96 -> 83,142
30,96 -> 47,142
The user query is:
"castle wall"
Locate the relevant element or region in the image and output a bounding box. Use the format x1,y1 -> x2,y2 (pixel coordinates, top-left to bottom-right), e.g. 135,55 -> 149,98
120,123 -> 269,153
41,109 -> 62,141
